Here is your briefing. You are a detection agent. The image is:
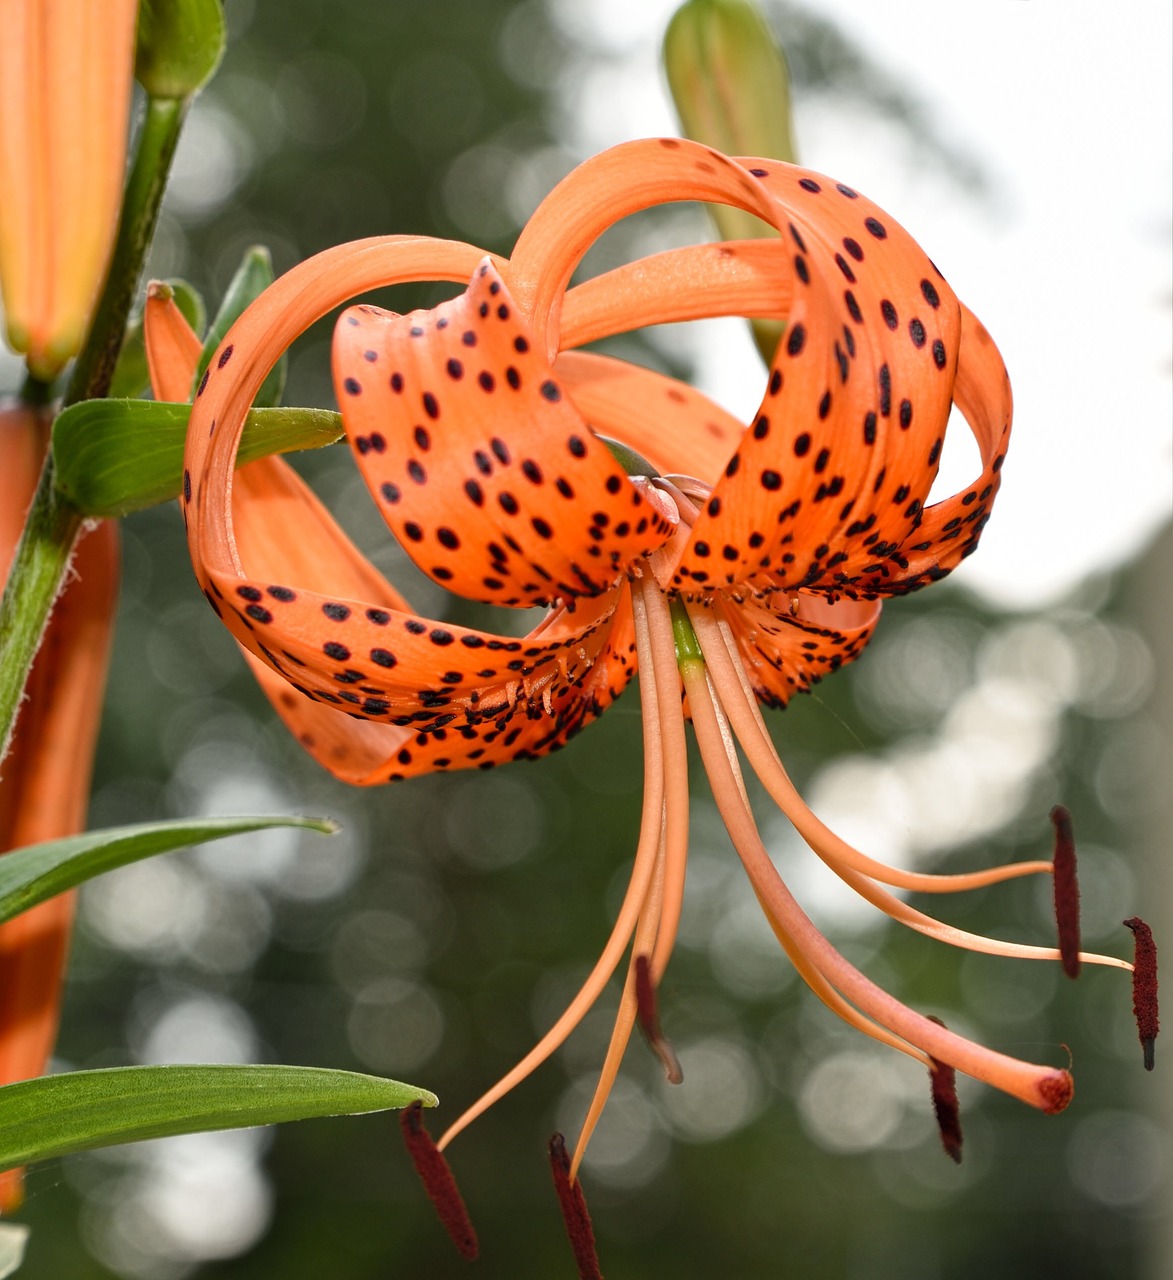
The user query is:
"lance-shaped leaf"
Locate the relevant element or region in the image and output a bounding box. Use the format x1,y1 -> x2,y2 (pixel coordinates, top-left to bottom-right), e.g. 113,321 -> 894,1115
196,245 -> 287,407
51,399 -> 342,517
0,1064 -> 437,1172
0,815 -> 336,926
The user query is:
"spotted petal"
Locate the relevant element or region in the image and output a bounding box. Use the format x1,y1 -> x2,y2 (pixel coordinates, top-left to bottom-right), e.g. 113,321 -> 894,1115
676,160 -> 966,596
332,261 -> 677,609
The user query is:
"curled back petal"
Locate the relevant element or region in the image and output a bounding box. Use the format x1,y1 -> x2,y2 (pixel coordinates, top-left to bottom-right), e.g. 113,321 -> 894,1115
332,261 -> 676,609
559,238 -> 793,351
715,591 -> 881,708
183,235 -> 496,593
677,160 -> 967,597
878,304 -> 1012,592
509,137 -> 797,357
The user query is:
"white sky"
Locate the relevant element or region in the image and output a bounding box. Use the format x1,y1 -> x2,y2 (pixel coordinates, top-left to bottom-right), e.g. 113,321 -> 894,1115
551,0 -> 1173,607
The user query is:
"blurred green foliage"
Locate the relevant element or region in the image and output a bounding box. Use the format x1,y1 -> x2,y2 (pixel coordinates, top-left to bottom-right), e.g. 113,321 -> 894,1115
10,2 -> 1167,1278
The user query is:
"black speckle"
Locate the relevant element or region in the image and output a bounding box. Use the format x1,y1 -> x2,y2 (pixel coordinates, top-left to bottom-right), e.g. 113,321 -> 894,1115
344,377 -> 362,396
865,217 -> 887,239
322,603 -> 351,622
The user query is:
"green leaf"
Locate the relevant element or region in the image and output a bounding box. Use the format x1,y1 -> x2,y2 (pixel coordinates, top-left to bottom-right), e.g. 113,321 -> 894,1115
197,246 -> 286,408
136,0 -> 226,99
0,1065 -> 436,1173
108,279 -> 206,399
52,399 -> 342,518
0,815 -> 336,927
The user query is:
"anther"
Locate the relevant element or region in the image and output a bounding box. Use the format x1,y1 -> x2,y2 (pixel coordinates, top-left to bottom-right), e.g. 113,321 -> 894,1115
400,1101 -> 478,1259
1123,917 -> 1159,1071
549,1133 -> 602,1280
1050,805 -> 1080,978
925,1015 -> 962,1163
634,954 -> 683,1084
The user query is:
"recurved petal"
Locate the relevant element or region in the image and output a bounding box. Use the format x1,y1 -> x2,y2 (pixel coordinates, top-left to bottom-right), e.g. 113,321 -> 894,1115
717,590 -> 880,708
554,351 -> 740,485
332,260 -> 676,609
202,546 -> 634,780
868,304 -> 1011,594
676,160 -> 966,595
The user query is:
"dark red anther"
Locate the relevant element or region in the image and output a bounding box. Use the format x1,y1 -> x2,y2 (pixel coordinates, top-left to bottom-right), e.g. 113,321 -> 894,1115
1123,917 -> 1159,1071
926,1015 -> 962,1163
634,954 -> 683,1084
1050,805 -> 1081,978
400,1101 -> 478,1260
549,1133 -> 602,1280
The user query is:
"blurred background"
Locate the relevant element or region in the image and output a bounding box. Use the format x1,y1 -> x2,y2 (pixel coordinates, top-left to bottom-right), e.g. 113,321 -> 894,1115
7,1 -> 1171,1276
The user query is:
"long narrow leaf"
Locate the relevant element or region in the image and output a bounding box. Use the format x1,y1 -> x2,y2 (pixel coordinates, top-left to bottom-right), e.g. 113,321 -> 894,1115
0,1064 -> 436,1171
0,815 -> 336,925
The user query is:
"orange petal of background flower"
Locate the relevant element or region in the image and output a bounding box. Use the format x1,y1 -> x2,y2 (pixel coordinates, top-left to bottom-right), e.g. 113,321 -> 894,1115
0,407 -> 119,1210
332,261 -> 676,609
0,0 -> 137,377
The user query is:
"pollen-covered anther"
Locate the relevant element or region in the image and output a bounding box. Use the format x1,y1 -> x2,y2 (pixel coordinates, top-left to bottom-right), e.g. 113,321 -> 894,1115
1123,917 -> 1159,1071
634,954 -> 683,1084
925,1015 -> 962,1163
400,1102 -> 478,1260
549,1133 -> 602,1280
1050,804 -> 1081,978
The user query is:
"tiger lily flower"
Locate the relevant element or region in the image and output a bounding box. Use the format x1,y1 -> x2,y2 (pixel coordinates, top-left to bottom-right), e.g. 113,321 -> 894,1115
0,0 -> 138,379
163,138 -> 1153,1259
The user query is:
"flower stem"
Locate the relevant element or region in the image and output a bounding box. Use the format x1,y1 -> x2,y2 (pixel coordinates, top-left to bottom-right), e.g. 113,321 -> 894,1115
65,95 -> 187,406
0,464 -> 84,764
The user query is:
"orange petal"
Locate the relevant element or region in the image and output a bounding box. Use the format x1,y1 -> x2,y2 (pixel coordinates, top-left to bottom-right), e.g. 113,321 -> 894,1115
716,590 -> 880,708
508,137 -> 792,355
559,238 -> 793,349
332,261 -> 676,608
184,236 -> 493,593
0,0 -> 137,376
676,160 -> 965,595
555,350 -> 740,485
143,281 -> 204,399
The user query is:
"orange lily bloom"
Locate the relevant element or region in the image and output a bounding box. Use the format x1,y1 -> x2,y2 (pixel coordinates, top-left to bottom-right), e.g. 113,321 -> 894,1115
159,138 -> 1148,1220
0,0 -> 138,378
0,407 -> 118,1211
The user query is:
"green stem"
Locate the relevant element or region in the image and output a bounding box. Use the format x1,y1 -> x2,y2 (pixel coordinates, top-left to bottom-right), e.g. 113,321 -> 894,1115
0,465 -> 83,763
65,95 -> 187,406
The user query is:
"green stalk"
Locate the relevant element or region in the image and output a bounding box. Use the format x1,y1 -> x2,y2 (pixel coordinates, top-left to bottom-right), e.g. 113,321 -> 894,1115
65,96 -> 187,406
0,464 -> 83,764
0,95 -> 187,763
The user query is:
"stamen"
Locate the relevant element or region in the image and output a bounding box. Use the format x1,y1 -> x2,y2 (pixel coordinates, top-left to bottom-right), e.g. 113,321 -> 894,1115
926,1016 -> 963,1163
400,1102 -> 478,1260
635,954 -> 683,1084
549,1133 -> 603,1280
681,647 -> 1075,1114
1050,805 -> 1081,978
1123,917 -> 1159,1071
